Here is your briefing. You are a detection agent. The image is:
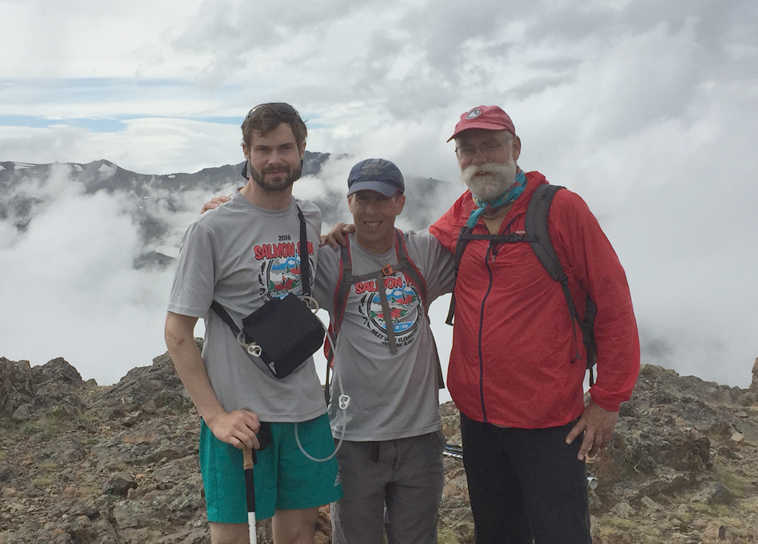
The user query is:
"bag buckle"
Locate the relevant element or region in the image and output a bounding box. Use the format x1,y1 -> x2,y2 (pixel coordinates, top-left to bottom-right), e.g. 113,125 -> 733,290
381,264 -> 393,276
302,295 -> 320,312
237,331 -> 262,357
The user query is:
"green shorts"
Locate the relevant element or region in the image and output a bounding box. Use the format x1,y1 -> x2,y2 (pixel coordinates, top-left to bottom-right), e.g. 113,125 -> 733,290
199,413 -> 342,522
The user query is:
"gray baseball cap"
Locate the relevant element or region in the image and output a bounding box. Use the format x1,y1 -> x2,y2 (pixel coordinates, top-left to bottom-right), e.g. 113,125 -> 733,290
347,158 -> 405,197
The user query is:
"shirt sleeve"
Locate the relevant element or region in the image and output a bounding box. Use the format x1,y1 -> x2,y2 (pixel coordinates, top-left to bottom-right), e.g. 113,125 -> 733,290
549,190 -> 641,412
429,191 -> 470,253
407,230 -> 457,301
167,221 -> 217,318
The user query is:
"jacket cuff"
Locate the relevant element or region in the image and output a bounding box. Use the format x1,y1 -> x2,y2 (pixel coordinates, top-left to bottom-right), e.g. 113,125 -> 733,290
588,389 -> 622,412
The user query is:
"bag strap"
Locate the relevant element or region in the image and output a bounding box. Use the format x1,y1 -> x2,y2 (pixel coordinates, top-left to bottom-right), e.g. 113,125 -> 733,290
296,204 -> 312,297
211,300 -> 241,338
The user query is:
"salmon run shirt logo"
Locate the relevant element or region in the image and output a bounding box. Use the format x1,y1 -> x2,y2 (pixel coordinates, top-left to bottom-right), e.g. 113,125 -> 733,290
254,234 -> 315,300
354,272 -> 421,347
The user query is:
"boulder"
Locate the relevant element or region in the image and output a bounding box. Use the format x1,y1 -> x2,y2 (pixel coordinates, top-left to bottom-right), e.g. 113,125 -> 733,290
0,357 -> 34,417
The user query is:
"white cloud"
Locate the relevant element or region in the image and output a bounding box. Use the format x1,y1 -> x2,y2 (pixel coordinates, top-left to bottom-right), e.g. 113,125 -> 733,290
0,118 -> 241,175
0,0 -> 205,78
1,0 -> 757,387
0,167 -> 174,384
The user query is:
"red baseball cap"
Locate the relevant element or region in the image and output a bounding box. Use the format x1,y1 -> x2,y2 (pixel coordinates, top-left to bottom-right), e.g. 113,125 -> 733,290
447,105 -> 515,142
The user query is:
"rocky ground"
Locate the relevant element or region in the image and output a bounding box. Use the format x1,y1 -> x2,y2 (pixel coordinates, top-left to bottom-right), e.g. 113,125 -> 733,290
1,349 -> 757,543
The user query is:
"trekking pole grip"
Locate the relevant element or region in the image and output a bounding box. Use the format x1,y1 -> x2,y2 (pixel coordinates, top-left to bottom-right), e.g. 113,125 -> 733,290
243,447 -> 254,470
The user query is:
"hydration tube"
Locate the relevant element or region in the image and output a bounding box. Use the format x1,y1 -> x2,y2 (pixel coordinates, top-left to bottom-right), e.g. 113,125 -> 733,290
294,328 -> 349,462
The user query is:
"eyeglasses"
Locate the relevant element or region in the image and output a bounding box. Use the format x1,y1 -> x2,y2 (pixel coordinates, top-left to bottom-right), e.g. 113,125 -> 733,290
455,141 -> 506,159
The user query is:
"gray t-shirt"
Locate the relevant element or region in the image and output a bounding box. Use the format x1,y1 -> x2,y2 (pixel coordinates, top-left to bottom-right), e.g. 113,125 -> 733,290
314,230 -> 456,441
168,193 -> 326,423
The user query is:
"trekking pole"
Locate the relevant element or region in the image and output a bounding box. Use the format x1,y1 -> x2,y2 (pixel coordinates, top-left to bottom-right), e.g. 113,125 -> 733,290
444,442 -> 599,490
443,443 -> 463,460
243,447 -> 257,544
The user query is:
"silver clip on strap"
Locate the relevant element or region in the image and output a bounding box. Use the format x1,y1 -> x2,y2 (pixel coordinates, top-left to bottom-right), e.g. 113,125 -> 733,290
301,295 -> 320,312
236,331 -> 262,357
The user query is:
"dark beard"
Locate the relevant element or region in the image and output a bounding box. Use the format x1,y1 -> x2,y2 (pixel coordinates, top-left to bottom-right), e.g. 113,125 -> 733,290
250,161 -> 302,192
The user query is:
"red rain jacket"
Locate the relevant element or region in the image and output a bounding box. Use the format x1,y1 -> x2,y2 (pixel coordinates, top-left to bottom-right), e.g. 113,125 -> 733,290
430,171 -> 640,428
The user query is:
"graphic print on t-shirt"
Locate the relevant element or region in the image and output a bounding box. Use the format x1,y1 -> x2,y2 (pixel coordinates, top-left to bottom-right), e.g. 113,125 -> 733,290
355,272 -> 421,348
253,235 -> 315,300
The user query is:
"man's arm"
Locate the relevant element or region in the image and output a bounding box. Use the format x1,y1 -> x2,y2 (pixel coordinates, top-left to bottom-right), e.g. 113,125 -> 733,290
405,230 -> 457,300
164,311 -> 260,450
552,190 -> 640,460
200,195 -> 231,213
321,222 -> 354,248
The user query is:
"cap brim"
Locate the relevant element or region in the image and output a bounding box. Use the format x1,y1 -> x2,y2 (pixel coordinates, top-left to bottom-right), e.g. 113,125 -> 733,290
347,181 -> 402,197
446,120 -> 514,142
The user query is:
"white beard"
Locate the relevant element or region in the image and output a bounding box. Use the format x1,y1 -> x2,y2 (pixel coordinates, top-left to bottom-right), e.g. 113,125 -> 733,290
462,160 -> 517,202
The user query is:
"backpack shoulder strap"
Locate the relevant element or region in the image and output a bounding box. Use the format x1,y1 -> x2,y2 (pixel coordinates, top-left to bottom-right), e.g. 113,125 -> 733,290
393,229 -> 429,311
393,229 -> 444,388
333,235 -> 353,330
445,225 -> 474,325
525,184 -> 598,381
323,236 -> 354,404
325,236 -> 353,365
525,184 -> 566,282
525,184 -> 580,342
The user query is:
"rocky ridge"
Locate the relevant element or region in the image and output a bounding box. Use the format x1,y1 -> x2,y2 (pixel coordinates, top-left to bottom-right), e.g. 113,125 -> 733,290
1,353 -> 757,543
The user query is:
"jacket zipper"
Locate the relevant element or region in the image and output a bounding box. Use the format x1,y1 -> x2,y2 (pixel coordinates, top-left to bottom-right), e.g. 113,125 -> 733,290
477,242 -> 495,422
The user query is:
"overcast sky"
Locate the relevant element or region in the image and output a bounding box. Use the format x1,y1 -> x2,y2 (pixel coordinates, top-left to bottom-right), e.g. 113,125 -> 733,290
1,0 -> 757,388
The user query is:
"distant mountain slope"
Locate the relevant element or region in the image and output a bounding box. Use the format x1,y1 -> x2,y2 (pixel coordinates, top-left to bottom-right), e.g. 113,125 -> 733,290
0,156 -> 455,268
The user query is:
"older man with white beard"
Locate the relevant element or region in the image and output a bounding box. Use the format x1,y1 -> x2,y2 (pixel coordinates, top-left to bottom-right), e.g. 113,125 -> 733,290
430,105 -> 640,544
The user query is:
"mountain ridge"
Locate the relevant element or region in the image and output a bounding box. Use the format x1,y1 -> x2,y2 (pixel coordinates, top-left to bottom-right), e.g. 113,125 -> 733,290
0,157 -> 454,265
1,352 -> 757,543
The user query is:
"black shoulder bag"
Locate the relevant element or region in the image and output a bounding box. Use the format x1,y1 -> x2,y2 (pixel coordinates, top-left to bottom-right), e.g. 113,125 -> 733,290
211,205 -> 325,379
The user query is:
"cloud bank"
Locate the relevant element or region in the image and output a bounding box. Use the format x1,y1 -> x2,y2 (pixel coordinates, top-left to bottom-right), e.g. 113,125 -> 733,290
1,0 -> 757,387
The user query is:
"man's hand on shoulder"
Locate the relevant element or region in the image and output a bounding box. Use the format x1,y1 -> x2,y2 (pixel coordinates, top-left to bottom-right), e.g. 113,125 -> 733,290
320,222 -> 355,248
200,195 -> 231,214
565,401 -> 619,461
206,409 -> 262,450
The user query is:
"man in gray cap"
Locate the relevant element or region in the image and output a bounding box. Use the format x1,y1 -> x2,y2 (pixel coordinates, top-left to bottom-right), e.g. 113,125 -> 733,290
315,158 -> 455,544
202,158 -> 456,543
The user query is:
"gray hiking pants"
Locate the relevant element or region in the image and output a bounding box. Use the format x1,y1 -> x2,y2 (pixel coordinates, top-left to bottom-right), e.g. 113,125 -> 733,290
331,431 -> 444,544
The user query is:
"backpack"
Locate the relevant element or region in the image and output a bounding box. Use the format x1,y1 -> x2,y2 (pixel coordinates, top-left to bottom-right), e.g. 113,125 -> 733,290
324,229 -> 445,403
445,184 -> 599,385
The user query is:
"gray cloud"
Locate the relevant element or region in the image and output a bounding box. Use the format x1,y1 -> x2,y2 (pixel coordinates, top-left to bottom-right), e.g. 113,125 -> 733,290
2,0 -> 757,388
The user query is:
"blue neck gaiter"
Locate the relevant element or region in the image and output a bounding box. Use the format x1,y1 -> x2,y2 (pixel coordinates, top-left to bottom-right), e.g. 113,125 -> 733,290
465,169 -> 527,228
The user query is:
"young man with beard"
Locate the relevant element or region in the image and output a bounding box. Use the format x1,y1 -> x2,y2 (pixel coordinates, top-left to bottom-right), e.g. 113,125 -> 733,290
165,102 -> 341,544
429,105 -> 640,543
314,158 -> 455,544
